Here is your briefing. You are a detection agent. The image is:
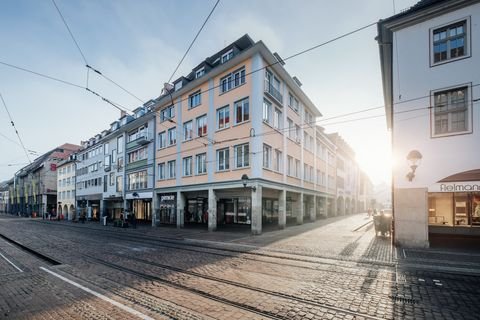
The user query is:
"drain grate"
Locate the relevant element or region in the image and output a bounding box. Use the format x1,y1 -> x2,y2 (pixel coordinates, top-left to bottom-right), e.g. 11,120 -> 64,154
389,295 -> 417,304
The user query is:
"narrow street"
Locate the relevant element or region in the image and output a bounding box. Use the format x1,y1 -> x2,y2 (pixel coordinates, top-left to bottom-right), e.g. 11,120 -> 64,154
1,214 -> 479,319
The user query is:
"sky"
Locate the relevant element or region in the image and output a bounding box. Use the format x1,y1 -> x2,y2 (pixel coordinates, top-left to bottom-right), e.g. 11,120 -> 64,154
0,0 -> 420,184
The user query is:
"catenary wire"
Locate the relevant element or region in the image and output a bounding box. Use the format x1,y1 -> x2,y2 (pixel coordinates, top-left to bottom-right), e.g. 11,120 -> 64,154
167,0 -> 221,84
0,92 -> 32,163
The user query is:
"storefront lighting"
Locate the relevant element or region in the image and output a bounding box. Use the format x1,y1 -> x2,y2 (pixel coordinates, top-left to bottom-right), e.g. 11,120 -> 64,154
406,150 -> 422,182
241,174 -> 256,192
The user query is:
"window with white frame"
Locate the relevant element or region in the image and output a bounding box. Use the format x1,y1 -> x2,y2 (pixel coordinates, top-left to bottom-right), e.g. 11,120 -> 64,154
160,105 -> 175,122
221,49 -> 233,63
304,163 -> 308,181
104,143 -> 109,155
295,125 -> 301,142
274,108 -> 282,130
157,163 -> 165,180
432,19 -> 468,64
158,131 -> 166,149
220,67 -> 245,93
217,105 -> 230,130
274,149 -> 282,172
168,160 -> 176,179
295,159 -> 300,178
263,144 -> 272,169
196,115 -> 207,137
432,86 -> 470,136
217,148 -> 230,171
235,143 -> 249,168
183,157 -> 192,176
196,153 -> 207,174
183,121 -> 193,141
287,118 -> 294,139
188,91 -> 201,109
287,156 -> 293,176
289,93 -> 299,112
263,99 -> 272,124
168,127 -> 176,145
127,147 -> 147,163
117,136 -> 124,153
195,67 -> 205,79
310,166 -> 314,183
234,97 -> 249,124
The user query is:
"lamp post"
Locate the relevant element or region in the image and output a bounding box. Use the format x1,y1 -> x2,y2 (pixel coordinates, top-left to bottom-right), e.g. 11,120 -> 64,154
241,174 -> 256,192
406,150 -> 422,182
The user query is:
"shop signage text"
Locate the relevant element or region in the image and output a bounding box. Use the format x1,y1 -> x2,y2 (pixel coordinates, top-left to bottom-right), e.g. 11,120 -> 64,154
161,195 -> 175,202
439,184 -> 480,192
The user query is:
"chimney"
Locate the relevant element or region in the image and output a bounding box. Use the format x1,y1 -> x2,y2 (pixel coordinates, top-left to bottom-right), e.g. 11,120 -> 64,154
120,110 -> 127,118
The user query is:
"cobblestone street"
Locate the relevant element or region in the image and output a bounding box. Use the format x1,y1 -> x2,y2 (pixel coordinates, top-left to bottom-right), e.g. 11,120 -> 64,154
1,213 -> 479,319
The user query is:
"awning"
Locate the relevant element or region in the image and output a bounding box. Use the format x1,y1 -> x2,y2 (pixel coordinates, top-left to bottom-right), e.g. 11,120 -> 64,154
438,169 -> 480,182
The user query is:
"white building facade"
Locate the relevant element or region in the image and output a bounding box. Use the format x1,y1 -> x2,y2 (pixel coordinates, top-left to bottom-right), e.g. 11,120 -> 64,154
378,0 -> 480,247
57,158 -> 76,220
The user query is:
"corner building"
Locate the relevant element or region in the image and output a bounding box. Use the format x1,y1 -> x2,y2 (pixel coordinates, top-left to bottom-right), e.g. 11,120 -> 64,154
154,35 -> 335,234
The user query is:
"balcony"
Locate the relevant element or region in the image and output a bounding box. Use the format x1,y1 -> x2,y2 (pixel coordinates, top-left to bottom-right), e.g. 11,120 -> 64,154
126,133 -> 152,150
265,81 -> 283,104
126,159 -> 148,171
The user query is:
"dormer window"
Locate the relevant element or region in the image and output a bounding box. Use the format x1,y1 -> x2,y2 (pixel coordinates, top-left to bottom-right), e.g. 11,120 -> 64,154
221,49 -> 233,63
195,67 -> 205,79
174,81 -> 182,91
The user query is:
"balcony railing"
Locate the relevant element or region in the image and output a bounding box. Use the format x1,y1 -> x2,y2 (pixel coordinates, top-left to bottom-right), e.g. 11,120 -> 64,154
265,81 -> 283,104
126,133 -> 153,150
125,158 -> 148,171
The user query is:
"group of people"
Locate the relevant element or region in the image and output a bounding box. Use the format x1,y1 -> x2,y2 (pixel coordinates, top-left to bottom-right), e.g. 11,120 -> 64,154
120,211 -> 137,228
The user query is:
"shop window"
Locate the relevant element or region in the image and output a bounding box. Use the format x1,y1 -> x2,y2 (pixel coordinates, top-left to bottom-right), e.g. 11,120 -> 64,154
428,193 -> 453,225
454,193 -> 468,226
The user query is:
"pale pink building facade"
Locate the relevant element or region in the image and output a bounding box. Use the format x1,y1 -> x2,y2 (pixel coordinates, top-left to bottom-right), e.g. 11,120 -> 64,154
153,35 -> 337,233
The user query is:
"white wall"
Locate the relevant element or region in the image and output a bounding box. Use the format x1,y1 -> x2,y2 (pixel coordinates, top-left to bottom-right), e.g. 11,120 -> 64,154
392,3 -> 480,189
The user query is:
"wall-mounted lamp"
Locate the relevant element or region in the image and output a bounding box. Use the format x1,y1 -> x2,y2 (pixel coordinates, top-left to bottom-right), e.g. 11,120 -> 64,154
406,150 -> 422,182
241,174 -> 256,192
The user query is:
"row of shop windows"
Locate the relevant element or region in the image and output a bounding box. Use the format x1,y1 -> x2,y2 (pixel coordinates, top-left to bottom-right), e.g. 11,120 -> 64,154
428,192 -> 480,226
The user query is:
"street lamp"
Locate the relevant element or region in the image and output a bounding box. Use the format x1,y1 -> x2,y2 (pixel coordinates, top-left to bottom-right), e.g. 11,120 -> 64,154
406,150 -> 422,182
241,174 -> 256,192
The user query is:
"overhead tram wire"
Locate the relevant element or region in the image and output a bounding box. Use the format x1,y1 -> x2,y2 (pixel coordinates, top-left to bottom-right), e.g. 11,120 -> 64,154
152,98 -> 480,164
0,92 -> 31,164
161,0 -> 221,147
51,0 -> 143,107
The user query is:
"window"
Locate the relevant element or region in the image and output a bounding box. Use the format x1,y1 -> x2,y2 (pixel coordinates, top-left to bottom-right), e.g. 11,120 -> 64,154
265,70 -> 282,102
295,159 -> 300,178
128,147 -> 147,163
158,131 -> 166,149
287,156 -> 293,176
235,143 -> 249,168
263,144 -> 272,168
196,115 -> 207,137
127,171 -> 147,190
295,125 -> 301,142
432,86 -> 469,136
217,148 -> 230,171
183,157 -> 192,176
188,91 -> 201,109
310,166 -> 314,183
304,164 -> 309,181
289,93 -> 299,112
432,20 -> 468,64
117,157 -> 124,170
115,176 -> 123,192
168,160 -> 176,179
274,108 -> 282,130
221,49 -> 233,63
217,106 -> 230,130
183,121 -> 193,141
195,67 -> 205,79
274,149 -> 282,172
117,136 -> 124,153
263,99 -> 272,124
168,127 -> 176,145
160,105 -> 175,122
220,67 -> 245,93
104,143 -> 109,155
109,172 -> 115,186
157,163 -> 165,180
317,170 -> 321,185
234,98 -> 249,124
104,155 -> 111,169
287,118 -> 294,139
196,153 -> 207,174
